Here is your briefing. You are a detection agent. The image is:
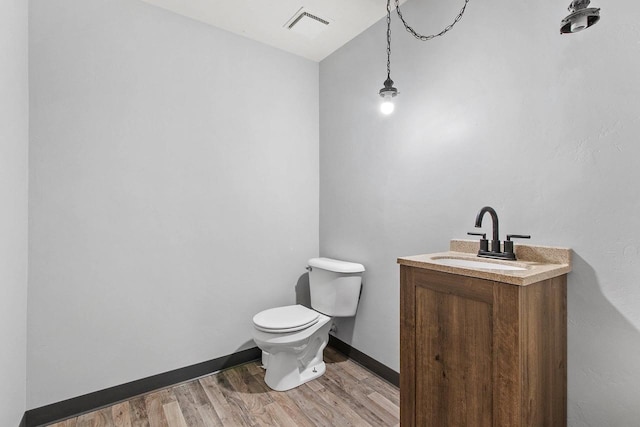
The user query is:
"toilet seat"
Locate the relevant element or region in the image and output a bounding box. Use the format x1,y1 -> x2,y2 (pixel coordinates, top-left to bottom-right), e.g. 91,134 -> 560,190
253,305 -> 320,333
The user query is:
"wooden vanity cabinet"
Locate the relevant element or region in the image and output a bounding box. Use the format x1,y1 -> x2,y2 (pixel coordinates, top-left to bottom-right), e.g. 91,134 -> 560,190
400,266 -> 567,427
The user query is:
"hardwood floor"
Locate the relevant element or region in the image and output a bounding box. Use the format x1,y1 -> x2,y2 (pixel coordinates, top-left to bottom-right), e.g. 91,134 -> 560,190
47,347 -> 399,427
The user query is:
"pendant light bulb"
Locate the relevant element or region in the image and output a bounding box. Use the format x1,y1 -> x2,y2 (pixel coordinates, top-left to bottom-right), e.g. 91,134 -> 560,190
379,78 -> 398,115
380,98 -> 395,115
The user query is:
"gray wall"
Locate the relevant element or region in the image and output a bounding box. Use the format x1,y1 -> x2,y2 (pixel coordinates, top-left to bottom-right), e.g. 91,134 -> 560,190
28,0 -> 318,408
320,0 -> 640,425
0,0 -> 29,424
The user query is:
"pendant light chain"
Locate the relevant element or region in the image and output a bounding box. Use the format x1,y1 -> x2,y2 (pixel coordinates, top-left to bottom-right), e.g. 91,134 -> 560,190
380,0 -> 472,113
386,0 -> 392,80
394,0 -> 471,41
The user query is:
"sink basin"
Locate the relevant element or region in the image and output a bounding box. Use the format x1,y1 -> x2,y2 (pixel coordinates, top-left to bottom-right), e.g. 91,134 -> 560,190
431,257 -> 528,271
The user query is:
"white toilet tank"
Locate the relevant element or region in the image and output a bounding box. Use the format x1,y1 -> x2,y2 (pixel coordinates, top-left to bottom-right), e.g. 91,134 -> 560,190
307,257 -> 365,317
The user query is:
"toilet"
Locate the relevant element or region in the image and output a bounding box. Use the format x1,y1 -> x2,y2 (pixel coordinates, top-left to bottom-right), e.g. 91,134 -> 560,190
252,257 -> 365,391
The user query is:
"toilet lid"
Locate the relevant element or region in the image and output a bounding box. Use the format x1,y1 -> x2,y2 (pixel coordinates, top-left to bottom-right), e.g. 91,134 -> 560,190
253,305 -> 320,333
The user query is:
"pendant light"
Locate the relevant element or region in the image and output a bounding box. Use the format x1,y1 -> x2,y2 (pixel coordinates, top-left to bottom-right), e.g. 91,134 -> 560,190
379,0 -> 397,115
560,0 -> 600,34
378,0 -> 472,115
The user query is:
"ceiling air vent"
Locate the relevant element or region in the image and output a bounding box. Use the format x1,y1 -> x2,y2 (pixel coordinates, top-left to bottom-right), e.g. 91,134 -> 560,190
284,8 -> 330,38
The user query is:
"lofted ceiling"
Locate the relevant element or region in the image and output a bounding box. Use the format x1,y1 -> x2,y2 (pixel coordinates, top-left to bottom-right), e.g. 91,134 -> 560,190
140,0 -> 407,62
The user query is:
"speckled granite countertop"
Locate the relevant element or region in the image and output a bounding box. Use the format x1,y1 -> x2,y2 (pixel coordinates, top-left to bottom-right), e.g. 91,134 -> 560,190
397,239 -> 572,286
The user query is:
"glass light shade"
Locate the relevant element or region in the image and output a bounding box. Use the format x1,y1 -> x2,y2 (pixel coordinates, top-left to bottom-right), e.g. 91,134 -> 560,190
380,98 -> 395,115
571,13 -> 588,32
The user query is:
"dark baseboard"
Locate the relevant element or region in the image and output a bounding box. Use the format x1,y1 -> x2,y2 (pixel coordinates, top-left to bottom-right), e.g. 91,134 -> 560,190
24,346 -> 261,427
23,337 -> 398,426
328,334 -> 399,387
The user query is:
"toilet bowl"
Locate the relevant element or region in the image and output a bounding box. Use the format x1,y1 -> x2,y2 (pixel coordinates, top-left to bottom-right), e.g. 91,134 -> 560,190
253,305 -> 332,391
252,257 -> 365,391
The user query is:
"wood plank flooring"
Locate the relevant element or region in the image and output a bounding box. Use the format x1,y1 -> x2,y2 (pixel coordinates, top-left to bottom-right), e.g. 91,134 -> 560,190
47,346 -> 399,427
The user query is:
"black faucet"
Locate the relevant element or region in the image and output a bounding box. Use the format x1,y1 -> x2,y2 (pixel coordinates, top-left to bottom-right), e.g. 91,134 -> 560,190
471,206 -> 530,260
475,206 -> 501,255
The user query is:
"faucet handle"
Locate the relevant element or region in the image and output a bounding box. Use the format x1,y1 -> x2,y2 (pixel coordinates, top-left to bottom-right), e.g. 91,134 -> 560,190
467,232 -> 489,252
467,232 -> 486,239
506,234 -> 531,241
504,234 -> 531,255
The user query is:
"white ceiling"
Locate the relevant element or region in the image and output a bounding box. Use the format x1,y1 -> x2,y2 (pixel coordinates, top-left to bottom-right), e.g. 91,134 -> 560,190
140,0 -> 407,62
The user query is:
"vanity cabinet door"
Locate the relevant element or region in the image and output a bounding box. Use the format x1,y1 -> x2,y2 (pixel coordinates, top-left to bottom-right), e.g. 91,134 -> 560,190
400,265 -> 567,427
415,283 -> 493,426
402,266 -> 499,426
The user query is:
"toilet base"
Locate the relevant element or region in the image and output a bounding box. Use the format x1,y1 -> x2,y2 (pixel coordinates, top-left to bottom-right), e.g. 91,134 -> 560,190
256,318 -> 331,391
262,350 -> 326,391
